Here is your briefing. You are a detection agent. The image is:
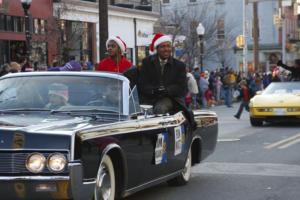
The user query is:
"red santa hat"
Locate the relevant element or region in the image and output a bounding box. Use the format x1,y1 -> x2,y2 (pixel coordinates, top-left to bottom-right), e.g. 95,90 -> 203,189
106,36 -> 127,54
150,33 -> 172,54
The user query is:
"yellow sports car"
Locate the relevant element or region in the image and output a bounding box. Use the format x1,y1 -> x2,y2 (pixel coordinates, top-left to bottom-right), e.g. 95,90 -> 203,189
249,82 -> 300,126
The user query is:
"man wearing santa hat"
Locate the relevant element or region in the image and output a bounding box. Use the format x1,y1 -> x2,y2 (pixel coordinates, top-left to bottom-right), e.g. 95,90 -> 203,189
96,36 -> 132,73
138,33 -> 188,116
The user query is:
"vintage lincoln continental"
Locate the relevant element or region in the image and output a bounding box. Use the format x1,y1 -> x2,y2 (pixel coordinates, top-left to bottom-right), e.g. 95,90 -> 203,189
0,72 -> 218,200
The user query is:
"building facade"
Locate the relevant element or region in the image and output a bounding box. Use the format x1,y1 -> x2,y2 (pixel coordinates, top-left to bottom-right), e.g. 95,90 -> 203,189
0,0 -> 160,66
0,0 -> 54,65
53,0 -> 160,66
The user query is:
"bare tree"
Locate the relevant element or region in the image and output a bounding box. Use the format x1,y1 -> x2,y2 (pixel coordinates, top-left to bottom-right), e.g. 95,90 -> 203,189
45,1 -> 87,64
158,1 -> 238,70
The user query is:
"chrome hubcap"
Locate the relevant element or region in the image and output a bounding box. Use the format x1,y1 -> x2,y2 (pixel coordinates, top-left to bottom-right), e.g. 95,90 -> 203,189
95,165 -> 111,200
182,150 -> 191,181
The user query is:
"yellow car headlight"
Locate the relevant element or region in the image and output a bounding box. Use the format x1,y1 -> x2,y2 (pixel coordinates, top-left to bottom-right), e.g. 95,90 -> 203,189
47,153 -> 67,173
26,153 -> 46,173
249,101 -> 253,108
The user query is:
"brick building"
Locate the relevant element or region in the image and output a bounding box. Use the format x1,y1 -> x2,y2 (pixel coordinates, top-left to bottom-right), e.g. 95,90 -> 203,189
0,0 -> 56,65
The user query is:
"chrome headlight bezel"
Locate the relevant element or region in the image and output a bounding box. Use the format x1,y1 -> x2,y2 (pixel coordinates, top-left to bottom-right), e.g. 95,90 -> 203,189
25,153 -> 46,173
47,153 -> 67,173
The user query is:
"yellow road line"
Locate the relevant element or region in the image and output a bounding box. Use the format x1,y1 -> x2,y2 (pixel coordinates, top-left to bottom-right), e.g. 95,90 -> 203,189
264,133 -> 300,150
278,137 -> 300,149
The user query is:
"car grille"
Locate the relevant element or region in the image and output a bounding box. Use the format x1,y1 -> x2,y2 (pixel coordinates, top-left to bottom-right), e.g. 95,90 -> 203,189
0,151 -> 69,174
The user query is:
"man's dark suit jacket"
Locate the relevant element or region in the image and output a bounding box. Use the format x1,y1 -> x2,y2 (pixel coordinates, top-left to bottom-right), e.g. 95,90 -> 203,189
138,55 -> 187,105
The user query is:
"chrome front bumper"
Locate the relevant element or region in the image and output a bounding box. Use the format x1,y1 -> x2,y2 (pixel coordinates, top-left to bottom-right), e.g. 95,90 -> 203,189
0,162 -> 95,200
69,162 -> 95,200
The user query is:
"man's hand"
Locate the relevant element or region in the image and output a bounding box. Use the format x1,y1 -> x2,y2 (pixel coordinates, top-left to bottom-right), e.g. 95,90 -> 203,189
277,60 -> 283,66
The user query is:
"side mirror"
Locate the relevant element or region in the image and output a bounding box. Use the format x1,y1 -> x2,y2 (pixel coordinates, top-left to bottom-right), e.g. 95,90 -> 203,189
256,91 -> 262,95
140,105 -> 153,118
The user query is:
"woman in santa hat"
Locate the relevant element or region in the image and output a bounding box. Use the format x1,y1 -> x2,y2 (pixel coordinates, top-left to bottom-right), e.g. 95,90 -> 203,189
96,36 -> 132,73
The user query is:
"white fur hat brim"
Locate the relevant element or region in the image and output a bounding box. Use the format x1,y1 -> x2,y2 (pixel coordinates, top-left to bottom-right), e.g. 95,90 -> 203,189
154,35 -> 172,49
106,36 -> 126,53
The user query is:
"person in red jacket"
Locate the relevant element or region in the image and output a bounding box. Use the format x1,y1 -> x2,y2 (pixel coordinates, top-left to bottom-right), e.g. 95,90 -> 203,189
96,36 -> 132,73
234,80 -> 250,119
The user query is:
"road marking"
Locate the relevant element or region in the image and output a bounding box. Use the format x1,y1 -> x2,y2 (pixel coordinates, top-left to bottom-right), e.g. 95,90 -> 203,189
192,162 -> 300,177
217,138 -> 240,142
264,133 -> 300,150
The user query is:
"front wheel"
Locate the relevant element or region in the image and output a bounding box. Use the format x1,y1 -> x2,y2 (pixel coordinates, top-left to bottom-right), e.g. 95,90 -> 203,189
94,155 -> 116,200
168,148 -> 192,186
250,117 -> 263,126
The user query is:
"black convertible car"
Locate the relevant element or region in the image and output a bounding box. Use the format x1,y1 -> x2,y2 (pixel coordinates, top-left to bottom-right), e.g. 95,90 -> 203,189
0,72 -> 218,200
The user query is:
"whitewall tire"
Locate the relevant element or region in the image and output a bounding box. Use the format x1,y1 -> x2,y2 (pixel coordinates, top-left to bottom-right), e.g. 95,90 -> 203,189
94,155 -> 116,200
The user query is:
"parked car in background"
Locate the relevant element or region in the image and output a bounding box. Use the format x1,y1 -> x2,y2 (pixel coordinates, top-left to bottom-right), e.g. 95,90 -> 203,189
0,72 -> 218,200
249,82 -> 300,126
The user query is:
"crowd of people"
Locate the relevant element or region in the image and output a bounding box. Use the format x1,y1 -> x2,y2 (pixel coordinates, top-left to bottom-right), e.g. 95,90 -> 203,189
1,33 -> 299,122
185,59 -> 300,119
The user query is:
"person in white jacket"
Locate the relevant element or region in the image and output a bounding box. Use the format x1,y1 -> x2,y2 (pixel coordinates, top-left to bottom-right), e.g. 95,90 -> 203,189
186,71 -> 199,109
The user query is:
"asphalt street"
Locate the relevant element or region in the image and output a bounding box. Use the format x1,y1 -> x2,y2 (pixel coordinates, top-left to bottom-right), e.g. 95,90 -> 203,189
126,103 -> 300,200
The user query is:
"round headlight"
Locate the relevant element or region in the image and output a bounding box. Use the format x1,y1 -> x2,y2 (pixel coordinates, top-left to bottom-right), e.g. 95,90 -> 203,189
26,153 -> 46,173
47,153 -> 67,173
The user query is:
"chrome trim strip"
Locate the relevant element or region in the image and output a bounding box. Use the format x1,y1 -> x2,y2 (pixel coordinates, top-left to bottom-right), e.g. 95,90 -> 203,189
123,170 -> 182,197
71,134 -> 75,161
78,112 -> 186,141
0,176 -> 69,181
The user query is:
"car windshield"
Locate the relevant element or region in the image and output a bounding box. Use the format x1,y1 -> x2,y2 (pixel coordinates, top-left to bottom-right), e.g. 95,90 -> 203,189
0,75 -> 124,113
263,82 -> 300,95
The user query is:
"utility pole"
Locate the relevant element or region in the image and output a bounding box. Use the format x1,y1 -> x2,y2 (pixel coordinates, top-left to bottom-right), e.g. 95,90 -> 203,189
253,1 -> 259,71
243,0 -> 248,74
99,0 -> 109,60
279,0 -> 286,63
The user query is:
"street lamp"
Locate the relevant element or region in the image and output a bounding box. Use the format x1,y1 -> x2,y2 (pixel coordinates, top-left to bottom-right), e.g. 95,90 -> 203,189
21,0 -> 32,61
196,23 -> 205,72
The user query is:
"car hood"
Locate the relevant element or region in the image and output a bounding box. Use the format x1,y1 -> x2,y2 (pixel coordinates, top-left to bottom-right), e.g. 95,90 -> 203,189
251,93 -> 300,107
0,113 -> 120,133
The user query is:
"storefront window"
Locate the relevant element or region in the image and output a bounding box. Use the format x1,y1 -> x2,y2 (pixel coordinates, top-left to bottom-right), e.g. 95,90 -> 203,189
125,48 -> 133,63
34,18 -> 39,34
6,15 -> 13,31
40,19 -> 45,34
31,42 -> 47,65
0,41 -> 9,65
13,16 -> 22,32
0,14 -> 4,30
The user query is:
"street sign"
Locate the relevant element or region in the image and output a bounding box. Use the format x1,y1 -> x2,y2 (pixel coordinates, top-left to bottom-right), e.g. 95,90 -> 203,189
236,35 -> 245,48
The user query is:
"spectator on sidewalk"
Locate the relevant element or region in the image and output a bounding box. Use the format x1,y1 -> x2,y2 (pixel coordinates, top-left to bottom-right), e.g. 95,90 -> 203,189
215,76 -> 222,103
186,69 -> 199,109
234,80 -> 250,119
199,72 -> 209,108
9,62 -> 21,73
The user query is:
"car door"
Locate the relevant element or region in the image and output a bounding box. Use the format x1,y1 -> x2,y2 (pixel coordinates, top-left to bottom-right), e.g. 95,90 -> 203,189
139,112 -> 190,183
165,119 -> 191,173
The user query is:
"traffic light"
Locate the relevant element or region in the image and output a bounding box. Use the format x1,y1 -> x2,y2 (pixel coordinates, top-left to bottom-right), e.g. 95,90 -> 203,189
236,35 -> 245,48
